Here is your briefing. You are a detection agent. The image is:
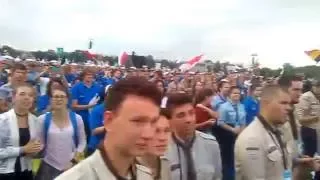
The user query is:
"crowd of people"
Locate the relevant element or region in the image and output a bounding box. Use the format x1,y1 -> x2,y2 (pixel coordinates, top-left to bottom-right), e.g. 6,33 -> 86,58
0,59 -> 320,180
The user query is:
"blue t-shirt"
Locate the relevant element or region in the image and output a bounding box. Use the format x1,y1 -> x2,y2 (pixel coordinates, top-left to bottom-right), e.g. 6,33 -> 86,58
71,82 -> 103,123
243,96 -> 260,125
88,103 -> 105,150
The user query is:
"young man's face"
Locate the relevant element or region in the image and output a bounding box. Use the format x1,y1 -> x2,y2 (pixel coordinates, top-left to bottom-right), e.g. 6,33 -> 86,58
104,95 -> 160,156
289,81 -> 303,104
147,116 -> 170,156
12,69 -> 27,84
170,103 -> 196,139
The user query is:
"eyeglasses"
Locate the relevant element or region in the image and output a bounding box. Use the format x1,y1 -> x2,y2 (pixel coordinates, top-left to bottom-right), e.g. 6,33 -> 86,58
52,95 -> 67,99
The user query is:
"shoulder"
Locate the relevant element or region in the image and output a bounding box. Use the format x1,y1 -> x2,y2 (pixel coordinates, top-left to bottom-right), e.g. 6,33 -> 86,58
74,113 -> 84,123
219,101 -> 230,109
55,162 -> 90,180
236,121 -> 263,145
196,131 -> 217,142
300,92 -> 312,100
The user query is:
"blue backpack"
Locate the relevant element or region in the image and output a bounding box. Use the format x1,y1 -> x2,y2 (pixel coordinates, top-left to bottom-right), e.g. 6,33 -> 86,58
44,111 -> 79,148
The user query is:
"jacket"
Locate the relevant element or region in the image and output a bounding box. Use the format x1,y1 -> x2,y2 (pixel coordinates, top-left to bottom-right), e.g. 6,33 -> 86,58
55,150 -> 155,180
165,131 -> 222,180
136,157 -> 171,180
235,118 -> 292,180
0,109 -> 39,174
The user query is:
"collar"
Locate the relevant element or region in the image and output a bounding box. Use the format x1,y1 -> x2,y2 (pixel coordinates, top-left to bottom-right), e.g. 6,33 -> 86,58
98,145 -> 136,180
172,133 -> 196,149
257,114 -> 280,135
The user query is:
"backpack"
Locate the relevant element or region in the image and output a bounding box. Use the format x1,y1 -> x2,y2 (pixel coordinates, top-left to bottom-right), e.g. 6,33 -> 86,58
44,111 -> 79,148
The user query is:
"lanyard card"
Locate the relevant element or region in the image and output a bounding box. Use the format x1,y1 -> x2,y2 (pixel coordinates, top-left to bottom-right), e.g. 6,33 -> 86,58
283,169 -> 292,180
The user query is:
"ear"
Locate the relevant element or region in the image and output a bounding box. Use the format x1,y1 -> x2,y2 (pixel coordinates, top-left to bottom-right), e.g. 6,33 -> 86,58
104,111 -> 113,132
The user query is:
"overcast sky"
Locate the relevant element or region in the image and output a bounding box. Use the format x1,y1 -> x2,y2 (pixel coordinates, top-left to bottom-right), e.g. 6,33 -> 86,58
1,0 -> 320,68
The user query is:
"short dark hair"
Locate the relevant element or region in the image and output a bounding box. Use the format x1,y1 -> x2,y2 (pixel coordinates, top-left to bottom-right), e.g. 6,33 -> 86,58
278,75 -> 303,89
11,63 -> 27,74
166,92 -> 193,117
229,86 -> 240,94
218,81 -> 229,92
160,108 -> 171,119
46,78 -> 66,97
250,83 -> 262,92
194,88 -> 214,105
105,77 -> 162,112
48,83 -> 70,98
260,85 -> 288,103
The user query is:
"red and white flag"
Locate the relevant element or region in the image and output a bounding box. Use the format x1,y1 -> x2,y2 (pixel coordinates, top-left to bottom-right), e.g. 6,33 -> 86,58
118,51 -> 129,66
179,54 -> 204,71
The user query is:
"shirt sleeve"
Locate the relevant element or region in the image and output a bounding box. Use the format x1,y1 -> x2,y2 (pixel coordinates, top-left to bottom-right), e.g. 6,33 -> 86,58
296,94 -> 311,119
71,85 -> 79,101
0,116 -> 22,159
89,105 -> 104,131
76,114 -> 87,153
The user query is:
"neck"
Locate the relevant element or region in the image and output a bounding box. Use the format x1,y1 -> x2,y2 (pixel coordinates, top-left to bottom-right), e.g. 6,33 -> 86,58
84,81 -> 92,87
230,99 -> 238,104
139,154 -> 158,171
14,106 -> 29,115
52,108 -> 69,121
173,131 -> 194,143
260,110 -> 277,127
104,140 -> 134,177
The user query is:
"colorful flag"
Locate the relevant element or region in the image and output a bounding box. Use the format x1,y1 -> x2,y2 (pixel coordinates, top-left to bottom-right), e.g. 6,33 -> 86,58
305,49 -> 320,63
118,52 -> 129,66
179,54 -> 204,71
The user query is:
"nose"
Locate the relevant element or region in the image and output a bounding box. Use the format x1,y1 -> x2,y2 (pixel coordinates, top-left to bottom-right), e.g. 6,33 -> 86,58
158,132 -> 167,142
185,114 -> 194,124
141,123 -> 155,141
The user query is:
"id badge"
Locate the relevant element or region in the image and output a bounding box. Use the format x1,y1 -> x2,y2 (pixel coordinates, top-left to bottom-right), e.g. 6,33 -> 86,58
283,169 -> 292,180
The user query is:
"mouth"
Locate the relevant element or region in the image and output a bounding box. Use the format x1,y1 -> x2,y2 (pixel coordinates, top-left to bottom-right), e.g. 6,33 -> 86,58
136,144 -> 147,149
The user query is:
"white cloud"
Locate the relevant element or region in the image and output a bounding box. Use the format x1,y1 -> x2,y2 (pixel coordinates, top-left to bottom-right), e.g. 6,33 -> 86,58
1,0 -> 320,68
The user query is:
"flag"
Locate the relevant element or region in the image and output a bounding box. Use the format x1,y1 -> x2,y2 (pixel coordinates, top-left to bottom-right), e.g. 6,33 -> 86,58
82,50 -> 97,60
179,54 -> 204,71
118,52 -> 129,66
305,49 -> 320,63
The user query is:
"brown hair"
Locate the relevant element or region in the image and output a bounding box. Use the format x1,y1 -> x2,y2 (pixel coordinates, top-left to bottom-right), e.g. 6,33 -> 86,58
46,78 -> 67,98
194,88 -> 214,105
166,92 -> 193,117
105,76 -> 162,112
11,63 -> 27,74
12,83 -> 36,97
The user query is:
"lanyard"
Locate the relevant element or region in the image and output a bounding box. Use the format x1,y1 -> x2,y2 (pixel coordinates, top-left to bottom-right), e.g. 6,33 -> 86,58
257,115 -> 288,170
231,103 -> 239,125
218,94 -> 226,102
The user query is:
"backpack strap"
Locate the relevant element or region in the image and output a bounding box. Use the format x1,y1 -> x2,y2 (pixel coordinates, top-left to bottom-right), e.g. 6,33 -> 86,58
69,111 -> 79,148
44,112 -> 52,146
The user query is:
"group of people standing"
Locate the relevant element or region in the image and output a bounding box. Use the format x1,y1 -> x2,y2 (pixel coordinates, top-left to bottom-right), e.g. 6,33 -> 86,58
0,60 -> 320,180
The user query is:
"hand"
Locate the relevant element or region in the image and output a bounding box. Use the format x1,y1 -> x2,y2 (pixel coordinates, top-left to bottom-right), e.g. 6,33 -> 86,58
22,140 -> 42,155
89,95 -> 100,106
232,127 -> 241,135
74,152 -> 84,163
196,104 -> 207,109
206,119 -> 216,126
